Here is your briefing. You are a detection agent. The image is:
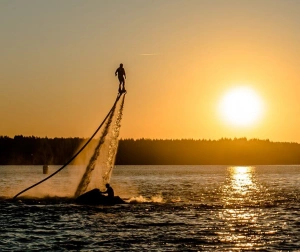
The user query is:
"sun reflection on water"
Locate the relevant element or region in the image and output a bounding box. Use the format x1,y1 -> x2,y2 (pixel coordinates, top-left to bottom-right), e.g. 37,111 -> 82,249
217,166 -> 262,249
222,166 -> 258,205
230,166 -> 256,195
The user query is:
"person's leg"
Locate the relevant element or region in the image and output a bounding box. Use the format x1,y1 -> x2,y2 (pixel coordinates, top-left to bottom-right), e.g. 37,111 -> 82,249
119,78 -> 125,92
118,79 -> 122,92
122,79 -> 126,91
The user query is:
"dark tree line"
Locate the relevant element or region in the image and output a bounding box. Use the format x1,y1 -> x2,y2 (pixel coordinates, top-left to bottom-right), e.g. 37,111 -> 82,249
0,135 -> 83,165
116,138 -> 300,165
1,135 -> 300,165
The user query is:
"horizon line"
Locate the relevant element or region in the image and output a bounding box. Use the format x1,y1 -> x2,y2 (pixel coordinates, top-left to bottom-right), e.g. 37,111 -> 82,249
2,135 -> 299,144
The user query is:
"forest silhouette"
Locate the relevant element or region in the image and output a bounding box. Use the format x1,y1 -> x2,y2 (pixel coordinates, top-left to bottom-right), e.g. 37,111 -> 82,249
1,135 -> 300,165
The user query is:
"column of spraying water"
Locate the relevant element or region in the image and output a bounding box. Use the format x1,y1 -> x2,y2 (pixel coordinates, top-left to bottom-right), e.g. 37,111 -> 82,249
81,94 -> 126,192
102,94 -> 126,184
12,94 -> 122,200
74,101 -> 118,198
74,94 -> 126,197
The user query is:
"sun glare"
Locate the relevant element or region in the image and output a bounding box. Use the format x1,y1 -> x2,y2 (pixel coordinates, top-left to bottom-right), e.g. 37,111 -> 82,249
219,86 -> 264,127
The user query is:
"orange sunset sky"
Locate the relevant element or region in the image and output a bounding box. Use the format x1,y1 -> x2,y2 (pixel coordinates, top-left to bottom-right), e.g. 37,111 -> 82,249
1,0 -> 300,142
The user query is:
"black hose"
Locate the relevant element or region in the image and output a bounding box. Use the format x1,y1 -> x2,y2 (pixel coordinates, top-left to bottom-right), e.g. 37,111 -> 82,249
13,93 -> 123,200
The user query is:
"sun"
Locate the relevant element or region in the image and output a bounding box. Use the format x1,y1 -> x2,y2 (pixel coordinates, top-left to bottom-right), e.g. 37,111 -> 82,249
219,86 -> 264,127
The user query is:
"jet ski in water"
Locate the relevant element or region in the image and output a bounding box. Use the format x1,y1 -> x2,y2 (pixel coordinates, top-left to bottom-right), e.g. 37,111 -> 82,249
75,188 -> 126,205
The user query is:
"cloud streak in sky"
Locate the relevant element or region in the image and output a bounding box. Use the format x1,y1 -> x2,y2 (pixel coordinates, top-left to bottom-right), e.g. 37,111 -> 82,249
139,53 -> 160,56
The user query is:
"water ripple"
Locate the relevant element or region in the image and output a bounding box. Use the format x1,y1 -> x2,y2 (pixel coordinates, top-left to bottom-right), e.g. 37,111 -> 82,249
1,165 -> 300,251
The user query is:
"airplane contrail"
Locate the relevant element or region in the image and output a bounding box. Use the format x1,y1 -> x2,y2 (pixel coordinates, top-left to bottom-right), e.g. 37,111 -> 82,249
139,53 -> 160,56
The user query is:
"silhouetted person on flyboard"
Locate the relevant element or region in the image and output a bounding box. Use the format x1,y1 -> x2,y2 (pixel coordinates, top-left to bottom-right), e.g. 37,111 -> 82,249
101,183 -> 114,199
115,63 -> 126,93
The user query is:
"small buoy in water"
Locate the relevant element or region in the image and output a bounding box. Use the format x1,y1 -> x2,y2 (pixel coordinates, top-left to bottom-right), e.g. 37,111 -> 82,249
43,165 -> 49,174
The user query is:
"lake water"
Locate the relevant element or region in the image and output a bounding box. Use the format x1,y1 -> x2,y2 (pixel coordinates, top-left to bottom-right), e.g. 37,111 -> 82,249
0,165 -> 300,251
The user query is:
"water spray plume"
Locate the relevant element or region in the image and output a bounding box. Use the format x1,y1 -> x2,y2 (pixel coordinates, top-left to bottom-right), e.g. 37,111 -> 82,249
13,93 -> 125,200
75,95 -> 126,197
